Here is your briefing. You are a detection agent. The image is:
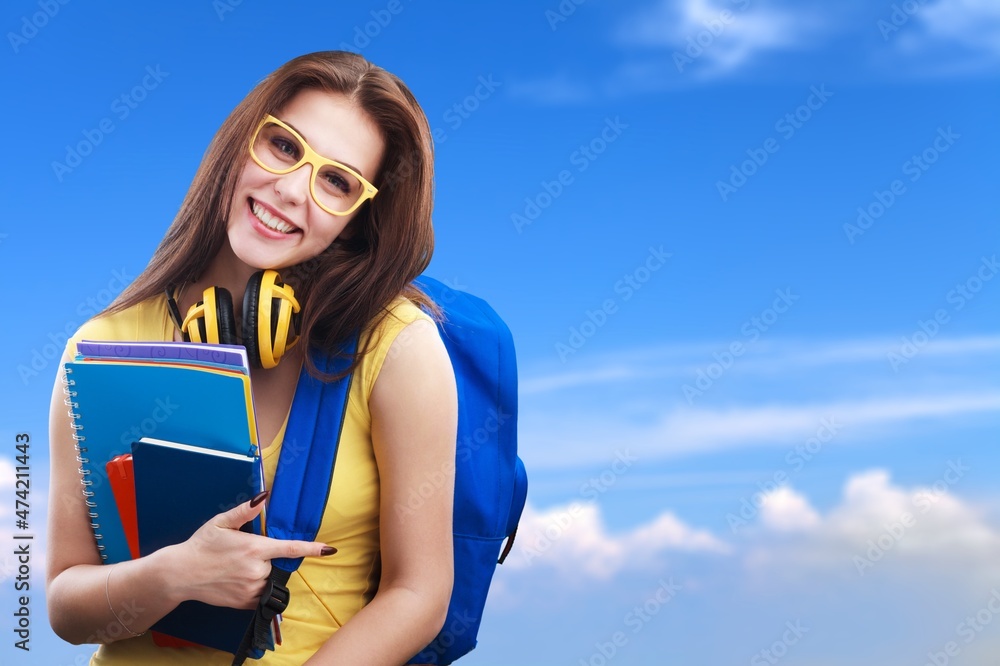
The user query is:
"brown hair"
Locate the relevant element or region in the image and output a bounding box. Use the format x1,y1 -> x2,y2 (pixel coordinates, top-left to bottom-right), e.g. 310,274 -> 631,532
98,51 -> 440,381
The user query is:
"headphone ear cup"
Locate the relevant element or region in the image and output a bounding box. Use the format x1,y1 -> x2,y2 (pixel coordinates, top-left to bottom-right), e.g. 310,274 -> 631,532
214,287 -> 238,346
242,271 -> 264,369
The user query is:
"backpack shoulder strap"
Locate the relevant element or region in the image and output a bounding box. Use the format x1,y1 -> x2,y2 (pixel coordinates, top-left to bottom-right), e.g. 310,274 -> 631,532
232,338 -> 357,665
268,338 -> 357,571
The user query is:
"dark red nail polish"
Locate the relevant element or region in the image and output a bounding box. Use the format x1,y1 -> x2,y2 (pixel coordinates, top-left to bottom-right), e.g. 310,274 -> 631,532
320,546 -> 337,556
250,490 -> 270,508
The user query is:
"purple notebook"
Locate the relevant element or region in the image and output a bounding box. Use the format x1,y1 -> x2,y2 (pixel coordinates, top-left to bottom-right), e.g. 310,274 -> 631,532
76,340 -> 249,372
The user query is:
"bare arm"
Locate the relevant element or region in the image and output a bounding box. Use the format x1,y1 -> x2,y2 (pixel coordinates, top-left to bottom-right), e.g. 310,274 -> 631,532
304,318 -> 458,665
45,350 -> 331,645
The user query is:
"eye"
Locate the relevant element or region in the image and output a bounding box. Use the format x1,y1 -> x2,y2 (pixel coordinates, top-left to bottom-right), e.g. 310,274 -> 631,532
322,171 -> 351,194
270,137 -> 300,160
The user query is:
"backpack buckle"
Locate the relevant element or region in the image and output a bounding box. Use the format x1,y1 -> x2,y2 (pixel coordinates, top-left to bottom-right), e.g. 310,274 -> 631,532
258,577 -> 290,621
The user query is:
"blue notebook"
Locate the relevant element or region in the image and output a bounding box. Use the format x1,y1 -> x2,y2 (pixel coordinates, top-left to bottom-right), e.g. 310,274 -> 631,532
131,437 -> 266,654
63,346 -> 259,565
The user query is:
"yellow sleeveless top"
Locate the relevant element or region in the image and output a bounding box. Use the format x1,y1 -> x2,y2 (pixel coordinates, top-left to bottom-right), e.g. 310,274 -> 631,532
63,292 -> 432,665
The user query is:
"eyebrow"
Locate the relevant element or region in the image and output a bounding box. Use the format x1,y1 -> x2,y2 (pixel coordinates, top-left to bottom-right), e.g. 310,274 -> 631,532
283,119 -> 367,178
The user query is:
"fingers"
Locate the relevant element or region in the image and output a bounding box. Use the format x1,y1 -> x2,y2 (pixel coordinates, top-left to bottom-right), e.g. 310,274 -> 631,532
256,537 -> 337,561
212,490 -> 269,530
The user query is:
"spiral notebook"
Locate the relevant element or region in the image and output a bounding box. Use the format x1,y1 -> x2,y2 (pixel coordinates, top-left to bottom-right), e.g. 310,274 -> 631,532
62,340 -> 260,565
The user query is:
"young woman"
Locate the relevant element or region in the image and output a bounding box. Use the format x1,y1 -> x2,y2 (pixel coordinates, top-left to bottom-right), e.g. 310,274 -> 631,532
46,51 -> 457,665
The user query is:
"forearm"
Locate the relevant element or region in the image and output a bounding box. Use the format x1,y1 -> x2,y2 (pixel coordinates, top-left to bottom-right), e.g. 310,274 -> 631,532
303,585 -> 447,665
47,546 -> 183,645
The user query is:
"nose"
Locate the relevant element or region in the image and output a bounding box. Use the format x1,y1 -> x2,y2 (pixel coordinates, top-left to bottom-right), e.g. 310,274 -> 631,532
273,163 -> 313,207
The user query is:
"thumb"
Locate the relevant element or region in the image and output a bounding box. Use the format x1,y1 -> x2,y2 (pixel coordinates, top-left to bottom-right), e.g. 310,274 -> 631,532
213,490 -> 269,530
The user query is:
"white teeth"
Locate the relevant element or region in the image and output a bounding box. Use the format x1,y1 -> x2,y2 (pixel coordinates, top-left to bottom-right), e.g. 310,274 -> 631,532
251,201 -> 295,234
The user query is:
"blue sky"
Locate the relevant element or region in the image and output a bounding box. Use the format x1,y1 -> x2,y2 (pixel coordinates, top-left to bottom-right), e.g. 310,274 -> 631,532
2,0 -> 999,664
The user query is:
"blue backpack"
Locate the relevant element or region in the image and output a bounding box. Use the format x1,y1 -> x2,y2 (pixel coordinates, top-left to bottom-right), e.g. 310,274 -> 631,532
234,276 -> 527,665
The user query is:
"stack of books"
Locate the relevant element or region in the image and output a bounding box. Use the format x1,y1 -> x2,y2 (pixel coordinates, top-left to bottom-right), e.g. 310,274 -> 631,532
63,340 -> 273,655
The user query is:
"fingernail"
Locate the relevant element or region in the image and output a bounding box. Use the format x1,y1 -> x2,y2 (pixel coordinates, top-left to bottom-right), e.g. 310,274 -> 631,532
320,545 -> 337,556
250,490 -> 270,508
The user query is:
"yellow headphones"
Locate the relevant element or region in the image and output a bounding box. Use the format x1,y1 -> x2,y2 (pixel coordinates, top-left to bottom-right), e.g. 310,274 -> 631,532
165,269 -> 301,369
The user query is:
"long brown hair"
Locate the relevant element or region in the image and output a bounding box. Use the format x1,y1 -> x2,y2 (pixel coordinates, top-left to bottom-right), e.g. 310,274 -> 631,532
98,51 -> 440,381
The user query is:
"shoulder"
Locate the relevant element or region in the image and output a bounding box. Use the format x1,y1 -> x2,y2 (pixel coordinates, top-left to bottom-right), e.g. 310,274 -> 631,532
357,296 -> 441,404
64,295 -> 167,357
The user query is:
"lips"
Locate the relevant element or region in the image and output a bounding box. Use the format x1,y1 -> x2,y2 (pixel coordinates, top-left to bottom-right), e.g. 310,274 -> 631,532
247,198 -> 301,237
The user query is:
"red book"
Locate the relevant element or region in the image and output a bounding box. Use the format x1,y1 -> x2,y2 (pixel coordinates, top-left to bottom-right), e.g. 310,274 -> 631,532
105,454 -> 199,649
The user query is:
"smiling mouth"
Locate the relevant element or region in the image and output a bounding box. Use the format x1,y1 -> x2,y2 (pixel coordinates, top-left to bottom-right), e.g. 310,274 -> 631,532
249,198 -> 301,234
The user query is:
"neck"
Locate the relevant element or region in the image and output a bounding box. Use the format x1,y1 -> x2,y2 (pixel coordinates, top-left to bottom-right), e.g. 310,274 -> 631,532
185,243 -> 260,324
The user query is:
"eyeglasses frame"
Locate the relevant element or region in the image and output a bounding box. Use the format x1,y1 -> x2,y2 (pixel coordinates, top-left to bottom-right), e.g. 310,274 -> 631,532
248,114 -> 379,217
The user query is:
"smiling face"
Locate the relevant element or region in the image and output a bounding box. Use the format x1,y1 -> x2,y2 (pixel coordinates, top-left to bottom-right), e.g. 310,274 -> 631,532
225,88 -> 385,272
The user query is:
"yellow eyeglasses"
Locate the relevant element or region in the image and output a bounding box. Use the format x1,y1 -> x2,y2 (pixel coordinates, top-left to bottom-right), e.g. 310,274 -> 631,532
249,114 -> 378,216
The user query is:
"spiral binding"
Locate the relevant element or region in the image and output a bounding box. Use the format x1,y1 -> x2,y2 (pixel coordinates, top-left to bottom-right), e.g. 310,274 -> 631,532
62,366 -> 107,559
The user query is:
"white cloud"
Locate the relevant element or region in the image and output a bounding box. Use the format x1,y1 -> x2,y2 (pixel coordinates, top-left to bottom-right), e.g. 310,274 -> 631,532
915,0 -> 1000,57
522,334 -> 1000,395
506,501 -> 729,580
743,466 -> 1000,587
614,0 -> 816,79
521,391 -> 1000,469
759,486 -> 820,531
518,334 -> 1000,470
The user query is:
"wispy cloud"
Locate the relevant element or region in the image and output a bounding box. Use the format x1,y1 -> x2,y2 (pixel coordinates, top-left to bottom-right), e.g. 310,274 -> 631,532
509,0 -> 1000,103
522,334 -> 1000,395
613,0 -> 818,80
522,390 -> 1000,469
518,335 -> 1000,469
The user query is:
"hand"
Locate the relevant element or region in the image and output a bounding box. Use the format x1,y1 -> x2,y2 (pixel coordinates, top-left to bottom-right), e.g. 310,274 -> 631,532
165,492 -> 336,610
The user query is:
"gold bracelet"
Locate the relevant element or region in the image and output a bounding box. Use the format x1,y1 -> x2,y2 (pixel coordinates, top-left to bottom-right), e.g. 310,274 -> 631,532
105,565 -> 146,638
